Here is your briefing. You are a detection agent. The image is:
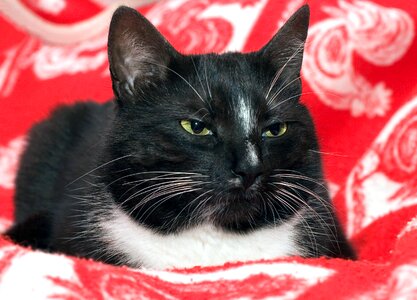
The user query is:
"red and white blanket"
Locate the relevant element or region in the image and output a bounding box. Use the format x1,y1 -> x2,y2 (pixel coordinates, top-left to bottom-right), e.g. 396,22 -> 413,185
1,0 -> 417,298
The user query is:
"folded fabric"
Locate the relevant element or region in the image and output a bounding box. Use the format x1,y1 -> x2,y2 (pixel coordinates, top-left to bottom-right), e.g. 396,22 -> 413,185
1,0 -> 416,298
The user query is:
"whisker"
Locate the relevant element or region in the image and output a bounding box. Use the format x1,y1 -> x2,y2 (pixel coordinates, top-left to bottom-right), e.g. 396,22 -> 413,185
170,189 -> 213,230
267,92 -> 305,111
123,173 -> 208,185
191,56 -> 208,99
204,58 -> 212,99
119,175 -> 207,204
267,75 -> 302,106
147,60 -> 208,107
267,191 -> 318,256
140,181 -> 207,205
130,185 -> 195,215
308,150 -> 349,157
108,170 -> 206,196
271,172 -> 328,190
271,182 -> 340,254
66,155 -> 132,187
265,42 -> 305,100
189,107 -> 210,119
120,179 -> 200,206
258,193 -> 272,226
267,89 -> 356,112
134,187 -> 203,221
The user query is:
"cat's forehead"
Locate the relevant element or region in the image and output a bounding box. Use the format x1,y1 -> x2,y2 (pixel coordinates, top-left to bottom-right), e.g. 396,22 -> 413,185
169,54 -> 299,131
200,53 -> 263,83
201,56 -> 267,122
196,54 -> 267,109
202,90 -> 262,142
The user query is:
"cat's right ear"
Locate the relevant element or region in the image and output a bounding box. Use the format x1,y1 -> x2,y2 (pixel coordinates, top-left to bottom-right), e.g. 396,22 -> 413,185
259,5 -> 310,78
108,6 -> 177,104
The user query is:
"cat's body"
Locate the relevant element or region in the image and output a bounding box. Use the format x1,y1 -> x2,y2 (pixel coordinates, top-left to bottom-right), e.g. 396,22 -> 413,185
6,5 -> 356,269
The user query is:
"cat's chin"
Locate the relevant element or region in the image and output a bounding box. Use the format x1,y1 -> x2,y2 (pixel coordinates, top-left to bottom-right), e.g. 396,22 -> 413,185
206,194 -> 268,232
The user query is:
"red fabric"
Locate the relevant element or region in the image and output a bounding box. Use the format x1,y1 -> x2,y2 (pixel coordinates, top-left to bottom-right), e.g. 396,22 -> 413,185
1,0 -> 417,298
20,0 -> 102,24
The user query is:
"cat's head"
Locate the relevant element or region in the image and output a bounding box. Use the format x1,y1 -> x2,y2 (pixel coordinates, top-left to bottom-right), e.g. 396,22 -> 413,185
104,5 -> 324,233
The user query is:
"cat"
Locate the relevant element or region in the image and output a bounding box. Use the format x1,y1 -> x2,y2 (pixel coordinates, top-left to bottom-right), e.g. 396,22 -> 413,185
5,5 -> 356,269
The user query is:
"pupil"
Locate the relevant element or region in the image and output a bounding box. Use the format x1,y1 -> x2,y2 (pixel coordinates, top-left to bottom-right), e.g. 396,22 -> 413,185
191,120 -> 205,133
269,124 -> 281,135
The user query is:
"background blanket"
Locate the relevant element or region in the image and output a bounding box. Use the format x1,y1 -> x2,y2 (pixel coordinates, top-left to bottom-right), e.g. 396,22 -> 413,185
1,0 -> 417,298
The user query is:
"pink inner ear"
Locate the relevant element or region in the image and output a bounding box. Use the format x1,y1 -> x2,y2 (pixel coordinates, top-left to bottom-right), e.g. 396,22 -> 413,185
2,0 -> 417,297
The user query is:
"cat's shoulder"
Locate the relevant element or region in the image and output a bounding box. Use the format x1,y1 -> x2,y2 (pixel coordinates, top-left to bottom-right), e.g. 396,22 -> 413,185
28,100 -> 114,139
46,100 -> 113,124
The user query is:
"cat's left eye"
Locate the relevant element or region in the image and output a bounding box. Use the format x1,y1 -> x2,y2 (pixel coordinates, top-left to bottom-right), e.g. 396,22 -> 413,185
180,120 -> 212,136
263,122 -> 288,138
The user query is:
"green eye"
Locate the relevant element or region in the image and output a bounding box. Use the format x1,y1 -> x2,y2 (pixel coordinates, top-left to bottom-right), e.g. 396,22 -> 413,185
180,120 -> 212,136
263,122 -> 288,138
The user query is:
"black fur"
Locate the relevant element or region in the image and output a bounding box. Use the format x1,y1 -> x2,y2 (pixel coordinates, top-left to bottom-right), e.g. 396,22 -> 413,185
5,5 -> 356,265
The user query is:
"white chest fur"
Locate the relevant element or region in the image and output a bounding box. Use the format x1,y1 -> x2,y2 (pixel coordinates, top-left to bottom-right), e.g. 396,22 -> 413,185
100,208 -> 301,270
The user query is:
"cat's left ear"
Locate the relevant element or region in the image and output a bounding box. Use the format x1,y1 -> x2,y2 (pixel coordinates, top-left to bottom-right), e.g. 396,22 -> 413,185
107,6 -> 178,104
259,5 -> 309,77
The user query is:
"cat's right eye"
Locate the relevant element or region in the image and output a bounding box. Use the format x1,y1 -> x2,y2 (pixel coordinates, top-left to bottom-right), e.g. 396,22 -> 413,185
180,120 -> 212,136
263,122 -> 288,138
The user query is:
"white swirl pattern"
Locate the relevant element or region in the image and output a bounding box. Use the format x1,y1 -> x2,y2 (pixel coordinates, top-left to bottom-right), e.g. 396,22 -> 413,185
303,0 -> 414,118
345,95 -> 417,237
0,136 -> 26,190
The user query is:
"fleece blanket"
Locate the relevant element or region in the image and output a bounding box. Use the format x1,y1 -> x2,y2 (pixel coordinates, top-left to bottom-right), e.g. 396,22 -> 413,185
1,0 -> 417,298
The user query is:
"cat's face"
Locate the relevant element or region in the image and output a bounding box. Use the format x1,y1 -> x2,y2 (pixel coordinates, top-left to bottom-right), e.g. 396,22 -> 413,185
105,6 -> 323,233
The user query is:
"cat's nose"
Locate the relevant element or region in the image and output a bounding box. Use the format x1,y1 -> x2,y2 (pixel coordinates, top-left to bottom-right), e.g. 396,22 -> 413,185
232,166 -> 263,190
230,141 -> 263,190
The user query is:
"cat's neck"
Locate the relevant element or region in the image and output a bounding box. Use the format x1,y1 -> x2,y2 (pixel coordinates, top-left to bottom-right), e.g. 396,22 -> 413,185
98,205 -> 304,269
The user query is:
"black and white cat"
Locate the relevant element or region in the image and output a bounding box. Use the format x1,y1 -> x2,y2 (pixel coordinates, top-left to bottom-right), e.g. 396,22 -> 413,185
6,5 -> 356,269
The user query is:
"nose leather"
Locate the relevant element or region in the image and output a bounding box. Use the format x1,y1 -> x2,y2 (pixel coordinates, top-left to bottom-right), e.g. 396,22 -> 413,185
232,168 -> 262,190
232,142 -> 263,190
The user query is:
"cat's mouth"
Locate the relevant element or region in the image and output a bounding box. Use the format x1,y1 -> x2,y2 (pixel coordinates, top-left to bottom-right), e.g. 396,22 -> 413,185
204,192 -> 267,231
